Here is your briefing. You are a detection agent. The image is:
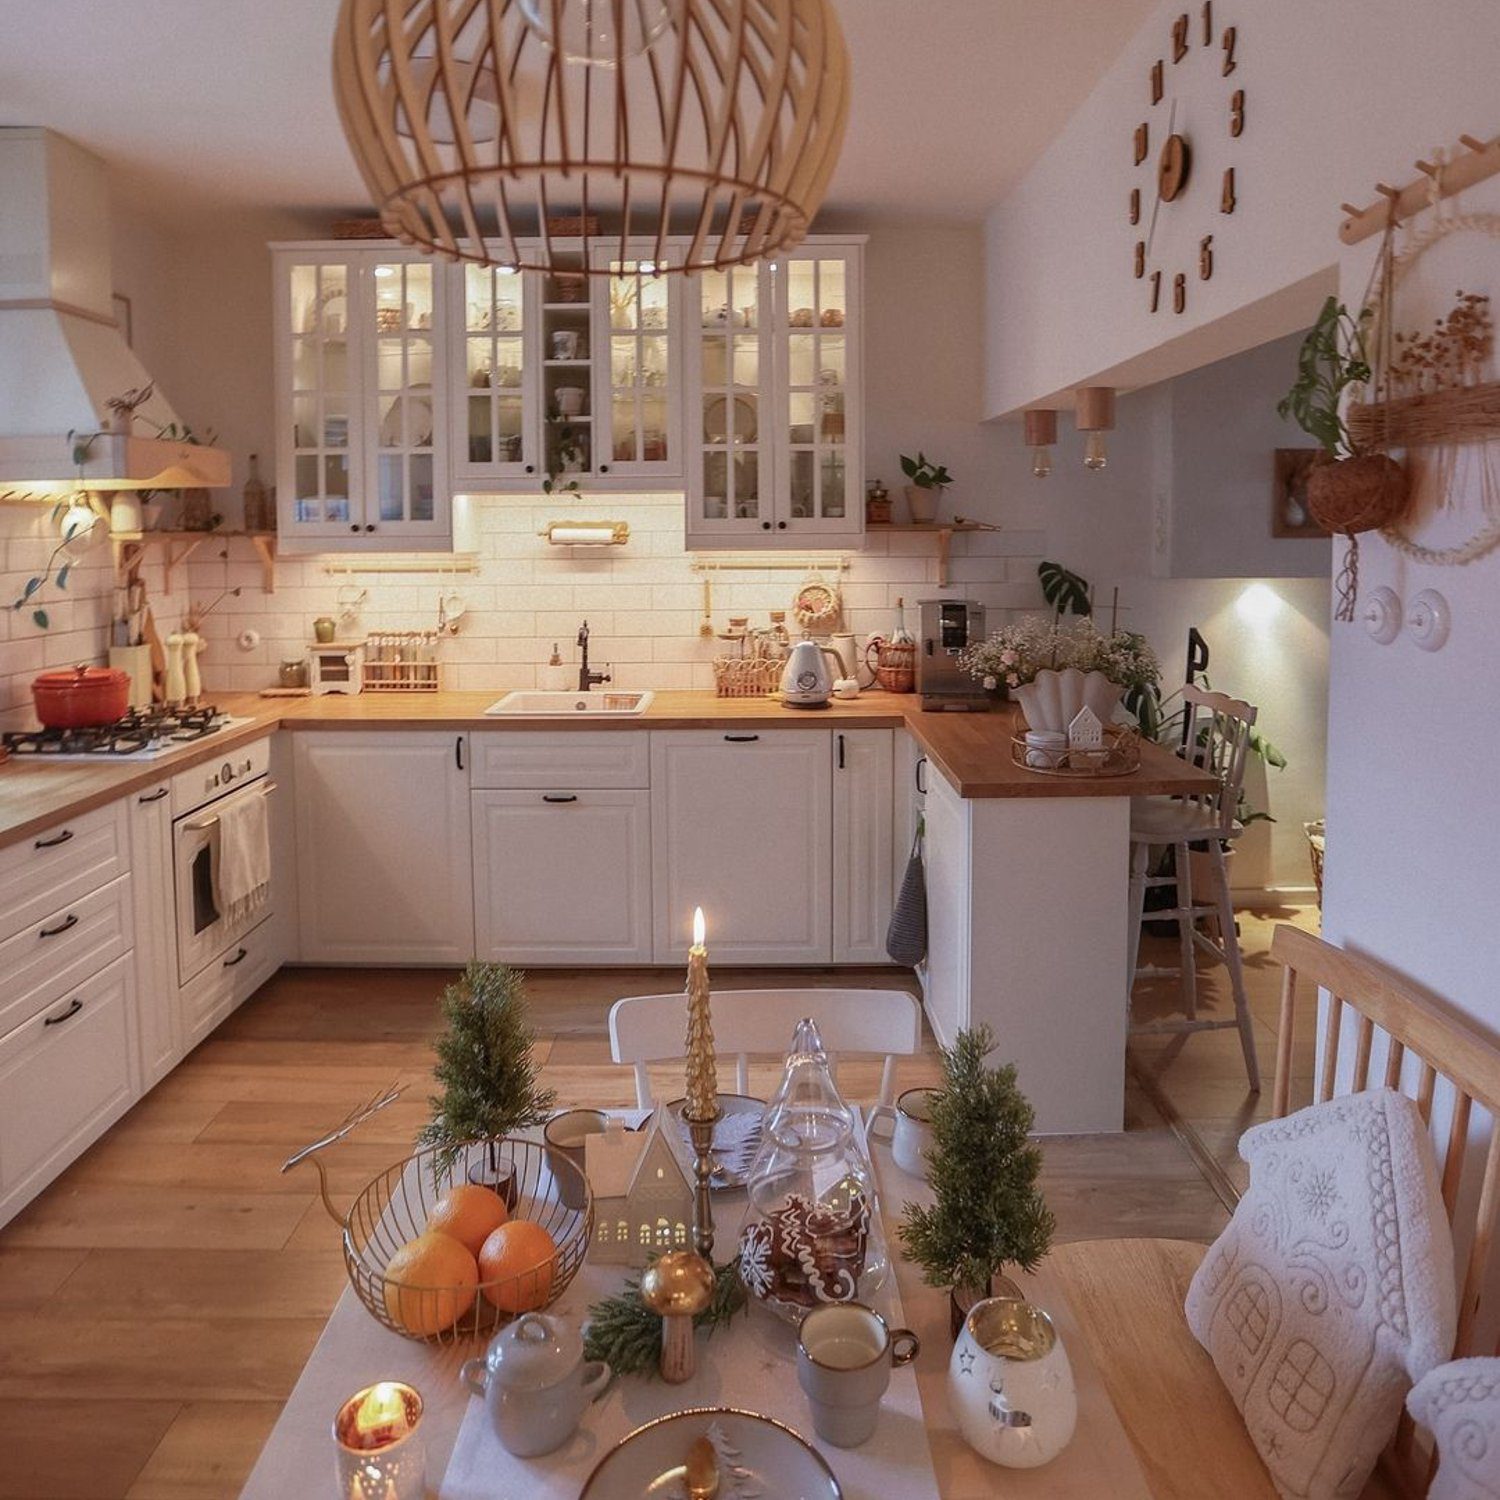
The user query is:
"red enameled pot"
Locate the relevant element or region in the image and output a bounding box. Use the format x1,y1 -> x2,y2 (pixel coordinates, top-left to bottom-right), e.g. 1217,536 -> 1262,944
31,665 -> 131,729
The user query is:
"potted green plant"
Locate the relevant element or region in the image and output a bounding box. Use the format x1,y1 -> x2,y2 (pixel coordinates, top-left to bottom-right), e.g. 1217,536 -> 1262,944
419,963 -> 556,1205
898,1026 -> 1054,1339
898,451 -> 953,524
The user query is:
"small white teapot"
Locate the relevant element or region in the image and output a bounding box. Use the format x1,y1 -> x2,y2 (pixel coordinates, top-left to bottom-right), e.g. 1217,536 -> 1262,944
948,1296 -> 1076,1468
460,1311 -> 612,1458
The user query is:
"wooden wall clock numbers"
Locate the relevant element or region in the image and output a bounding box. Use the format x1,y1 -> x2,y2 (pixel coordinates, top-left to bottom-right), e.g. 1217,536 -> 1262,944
1130,2 -> 1244,315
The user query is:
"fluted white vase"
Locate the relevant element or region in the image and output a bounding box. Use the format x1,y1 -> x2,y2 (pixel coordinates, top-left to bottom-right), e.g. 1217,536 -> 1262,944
1014,668 -> 1122,735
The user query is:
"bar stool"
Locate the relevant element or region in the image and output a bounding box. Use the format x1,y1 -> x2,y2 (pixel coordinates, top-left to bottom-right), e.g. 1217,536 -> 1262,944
1126,685 -> 1261,1091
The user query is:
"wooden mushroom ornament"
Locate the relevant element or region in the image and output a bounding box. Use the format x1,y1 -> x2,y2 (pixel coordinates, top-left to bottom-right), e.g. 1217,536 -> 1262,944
639,1251 -> 715,1384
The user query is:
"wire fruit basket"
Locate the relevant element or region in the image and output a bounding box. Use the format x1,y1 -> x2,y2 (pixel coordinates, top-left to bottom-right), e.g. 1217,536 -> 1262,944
283,1089 -> 593,1345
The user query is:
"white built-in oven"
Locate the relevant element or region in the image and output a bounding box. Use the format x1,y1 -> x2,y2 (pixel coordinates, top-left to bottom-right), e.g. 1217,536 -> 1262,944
171,738 -> 275,985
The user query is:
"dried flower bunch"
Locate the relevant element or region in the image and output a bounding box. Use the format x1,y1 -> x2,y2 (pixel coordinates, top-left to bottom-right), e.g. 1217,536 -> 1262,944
1390,290 -> 1494,397
959,616 -> 1160,695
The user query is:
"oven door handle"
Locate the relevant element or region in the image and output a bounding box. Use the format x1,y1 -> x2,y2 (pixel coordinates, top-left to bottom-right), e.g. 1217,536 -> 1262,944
182,780 -> 277,833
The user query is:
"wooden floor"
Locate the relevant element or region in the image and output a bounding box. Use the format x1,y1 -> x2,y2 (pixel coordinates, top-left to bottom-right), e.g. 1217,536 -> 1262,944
0,909 -> 1313,1499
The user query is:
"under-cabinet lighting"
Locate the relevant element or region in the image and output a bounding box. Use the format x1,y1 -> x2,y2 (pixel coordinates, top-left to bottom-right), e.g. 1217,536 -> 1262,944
1235,582 -> 1283,628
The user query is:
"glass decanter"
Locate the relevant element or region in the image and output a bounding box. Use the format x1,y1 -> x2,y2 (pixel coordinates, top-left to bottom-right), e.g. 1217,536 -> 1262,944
737,1018 -> 888,1324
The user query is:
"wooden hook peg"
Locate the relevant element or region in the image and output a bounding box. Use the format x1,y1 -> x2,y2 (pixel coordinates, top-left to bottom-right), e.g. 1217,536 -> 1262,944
1460,135 -> 1489,153
1415,159 -> 1441,178
1376,183 -> 1401,200
1340,203 -> 1362,218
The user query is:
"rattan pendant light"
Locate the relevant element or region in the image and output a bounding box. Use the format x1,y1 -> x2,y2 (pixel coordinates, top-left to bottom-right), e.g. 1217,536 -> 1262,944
332,0 -> 851,273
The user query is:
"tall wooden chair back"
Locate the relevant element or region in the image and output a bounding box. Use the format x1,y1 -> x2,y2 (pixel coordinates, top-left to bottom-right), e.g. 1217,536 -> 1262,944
608,987 -> 923,1109
1179,684 -> 1258,837
1271,925 -> 1500,1489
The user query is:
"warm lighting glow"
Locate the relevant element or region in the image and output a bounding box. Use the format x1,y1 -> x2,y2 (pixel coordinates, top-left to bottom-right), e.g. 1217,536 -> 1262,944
1236,582 -> 1283,628
352,1382 -> 411,1448
61,500 -> 100,542
692,906 -> 706,948
373,265 -> 397,278
1083,432 -> 1109,471
1030,446 -> 1053,479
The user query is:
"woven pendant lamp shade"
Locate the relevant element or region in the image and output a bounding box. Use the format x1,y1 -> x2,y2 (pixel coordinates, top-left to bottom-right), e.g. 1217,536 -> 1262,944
332,0 -> 851,273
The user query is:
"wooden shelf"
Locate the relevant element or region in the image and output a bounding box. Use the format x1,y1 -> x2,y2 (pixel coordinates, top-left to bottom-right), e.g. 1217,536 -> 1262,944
113,530 -> 278,594
867,518 -> 1000,586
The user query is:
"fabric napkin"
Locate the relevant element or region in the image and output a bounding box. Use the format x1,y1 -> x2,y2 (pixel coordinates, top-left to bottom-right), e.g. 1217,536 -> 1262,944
213,787 -> 270,925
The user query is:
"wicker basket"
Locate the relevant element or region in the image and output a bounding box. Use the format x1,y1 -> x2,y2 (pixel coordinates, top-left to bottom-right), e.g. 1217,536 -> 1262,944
1306,452 -> 1408,534
713,655 -> 783,698
868,640 -> 916,694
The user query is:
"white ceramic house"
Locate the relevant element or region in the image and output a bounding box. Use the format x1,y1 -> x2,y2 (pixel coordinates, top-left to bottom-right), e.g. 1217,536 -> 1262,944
584,1107 -> 695,1266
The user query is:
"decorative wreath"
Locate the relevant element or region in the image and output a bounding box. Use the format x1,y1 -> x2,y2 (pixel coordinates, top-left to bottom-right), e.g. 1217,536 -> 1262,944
792,577 -> 842,633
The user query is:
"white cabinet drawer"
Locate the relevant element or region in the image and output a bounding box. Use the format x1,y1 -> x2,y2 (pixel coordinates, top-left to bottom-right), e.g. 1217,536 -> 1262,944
180,916 -> 278,1052
0,873 -> 133,1032
470,731 -> 650,789
0,799 -> 129,944
0,952 -> 137,1208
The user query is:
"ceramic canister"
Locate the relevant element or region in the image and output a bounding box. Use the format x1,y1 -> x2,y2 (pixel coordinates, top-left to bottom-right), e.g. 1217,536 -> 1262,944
949,1297 -> 1076,1468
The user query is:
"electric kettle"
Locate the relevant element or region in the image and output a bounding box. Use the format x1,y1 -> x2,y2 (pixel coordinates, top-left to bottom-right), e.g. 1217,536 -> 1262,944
779,639 -> 842,709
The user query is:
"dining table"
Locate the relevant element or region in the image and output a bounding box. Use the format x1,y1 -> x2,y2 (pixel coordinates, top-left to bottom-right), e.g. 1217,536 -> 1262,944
240,1115 -> 1289,1500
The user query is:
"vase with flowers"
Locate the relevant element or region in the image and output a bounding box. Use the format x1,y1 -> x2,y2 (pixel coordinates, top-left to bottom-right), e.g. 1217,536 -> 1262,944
959,617 -> 1161,736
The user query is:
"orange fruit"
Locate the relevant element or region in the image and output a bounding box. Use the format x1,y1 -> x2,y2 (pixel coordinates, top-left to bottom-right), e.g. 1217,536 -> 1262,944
478,1220 -> 558,1313
424,1183 -> 509,1256
382,1232 -> 479,1337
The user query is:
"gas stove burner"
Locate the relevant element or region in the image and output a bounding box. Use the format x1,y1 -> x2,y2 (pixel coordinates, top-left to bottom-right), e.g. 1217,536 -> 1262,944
2,703 -> 229,759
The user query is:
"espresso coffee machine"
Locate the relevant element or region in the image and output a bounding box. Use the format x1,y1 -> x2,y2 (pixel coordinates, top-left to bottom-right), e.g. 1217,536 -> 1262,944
917,599 -> 988,710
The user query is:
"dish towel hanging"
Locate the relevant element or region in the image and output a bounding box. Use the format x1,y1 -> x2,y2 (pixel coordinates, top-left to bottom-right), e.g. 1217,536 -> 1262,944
885,823 -> 927,966
214,789 -> 271,927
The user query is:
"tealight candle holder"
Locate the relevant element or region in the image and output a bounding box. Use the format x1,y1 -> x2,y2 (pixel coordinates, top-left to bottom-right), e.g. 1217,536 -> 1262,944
333,1381 -> 425,1500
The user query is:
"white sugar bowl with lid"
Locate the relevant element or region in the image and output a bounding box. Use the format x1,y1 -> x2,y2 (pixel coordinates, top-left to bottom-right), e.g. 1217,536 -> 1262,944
460,1311 -> 612,1457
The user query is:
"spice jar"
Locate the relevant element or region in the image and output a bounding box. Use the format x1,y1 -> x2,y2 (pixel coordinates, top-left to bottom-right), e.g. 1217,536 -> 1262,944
279,658 -> 308,688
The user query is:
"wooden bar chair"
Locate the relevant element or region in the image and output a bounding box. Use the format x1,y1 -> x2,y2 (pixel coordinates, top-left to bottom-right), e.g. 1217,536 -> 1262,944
1127,684 -> 1261,1091
608,987 -> 923,1109
1052,926 -> 1500,1498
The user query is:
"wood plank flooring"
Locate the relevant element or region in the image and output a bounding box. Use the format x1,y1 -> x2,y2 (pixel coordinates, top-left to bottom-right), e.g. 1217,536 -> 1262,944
0,920 -> 1311,1499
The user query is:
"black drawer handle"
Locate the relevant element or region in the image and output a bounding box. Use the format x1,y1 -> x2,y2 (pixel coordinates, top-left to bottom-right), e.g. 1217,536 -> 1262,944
34,829 -> 74,850
44,998 -> 83,1027
456,736 -> 465,770
915,755 -> 928,795
724,733 -> 760,743
837,733 -> 845,769
39,913 -> 79,939
223,947 -> 249,968
138,787 -> 169,804
542,794 -> 578,803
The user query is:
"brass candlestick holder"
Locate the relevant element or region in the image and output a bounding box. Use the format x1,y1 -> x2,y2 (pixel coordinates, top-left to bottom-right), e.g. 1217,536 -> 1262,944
685,1110 -> 721,1259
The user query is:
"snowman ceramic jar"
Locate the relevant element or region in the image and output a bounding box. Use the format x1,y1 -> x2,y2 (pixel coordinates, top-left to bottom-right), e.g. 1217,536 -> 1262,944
948,1296 -> 1076,1468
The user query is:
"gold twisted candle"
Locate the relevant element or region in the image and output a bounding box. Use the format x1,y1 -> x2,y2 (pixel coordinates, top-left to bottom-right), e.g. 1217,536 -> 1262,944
683,907 -> 719,1124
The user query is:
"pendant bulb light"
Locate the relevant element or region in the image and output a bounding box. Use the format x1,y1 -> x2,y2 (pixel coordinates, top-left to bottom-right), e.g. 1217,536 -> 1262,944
1023,409 -> 1058,479
1075,387 -> 1116,473
332,0 -> 851,275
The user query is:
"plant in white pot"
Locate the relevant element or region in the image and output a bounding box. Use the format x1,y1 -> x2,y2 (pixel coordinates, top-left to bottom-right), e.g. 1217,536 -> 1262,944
898,451 -> 952,524
959,616 -> 1161,736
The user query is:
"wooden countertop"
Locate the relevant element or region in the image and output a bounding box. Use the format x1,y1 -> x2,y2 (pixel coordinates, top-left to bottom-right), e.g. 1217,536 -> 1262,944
0,690 -> 1215,851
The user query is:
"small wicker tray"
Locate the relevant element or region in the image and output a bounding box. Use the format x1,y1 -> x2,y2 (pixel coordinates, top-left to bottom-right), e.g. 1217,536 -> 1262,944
713,655 -> 783,697
1011,723 -> 1141,778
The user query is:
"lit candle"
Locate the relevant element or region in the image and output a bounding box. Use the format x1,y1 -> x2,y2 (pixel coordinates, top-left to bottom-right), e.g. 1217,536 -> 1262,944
683,906 -> 719,1123
333,1381 -> 425,1500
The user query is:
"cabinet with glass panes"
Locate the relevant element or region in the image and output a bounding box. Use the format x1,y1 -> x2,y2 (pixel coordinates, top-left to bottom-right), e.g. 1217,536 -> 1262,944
685,238 -> 863,547
273,245 -> 454,551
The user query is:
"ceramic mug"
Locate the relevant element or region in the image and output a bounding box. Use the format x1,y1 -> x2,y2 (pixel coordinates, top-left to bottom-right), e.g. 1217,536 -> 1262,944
543,1108 -> 606,1210
867,1087 -> 938,1178
796,1302 -> 919,1448
555,384 -> 586,417
551,330 -> 581,360
948,1297 -> 1076,1468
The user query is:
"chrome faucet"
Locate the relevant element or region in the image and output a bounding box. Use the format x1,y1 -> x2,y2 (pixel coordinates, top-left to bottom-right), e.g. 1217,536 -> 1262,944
576,620 -> 611,692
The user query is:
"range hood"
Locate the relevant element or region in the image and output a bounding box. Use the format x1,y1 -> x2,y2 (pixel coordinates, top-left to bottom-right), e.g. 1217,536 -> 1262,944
0,128 -> 230,491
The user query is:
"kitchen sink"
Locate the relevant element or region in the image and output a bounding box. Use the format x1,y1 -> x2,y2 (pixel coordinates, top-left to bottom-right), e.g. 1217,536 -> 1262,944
483,690 -> 655,717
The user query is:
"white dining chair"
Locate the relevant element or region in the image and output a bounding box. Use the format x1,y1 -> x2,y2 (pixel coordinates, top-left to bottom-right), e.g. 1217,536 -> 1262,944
1126,683 -> 1261,1091
608,987 -> 924,1109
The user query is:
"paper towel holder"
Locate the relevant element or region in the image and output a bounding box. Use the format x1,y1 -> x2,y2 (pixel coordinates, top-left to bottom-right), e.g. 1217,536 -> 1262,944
538,520 -> 631,546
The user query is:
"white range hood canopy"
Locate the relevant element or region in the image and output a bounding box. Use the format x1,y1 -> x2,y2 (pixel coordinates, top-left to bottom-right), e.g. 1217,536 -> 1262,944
0,127 -> 230,491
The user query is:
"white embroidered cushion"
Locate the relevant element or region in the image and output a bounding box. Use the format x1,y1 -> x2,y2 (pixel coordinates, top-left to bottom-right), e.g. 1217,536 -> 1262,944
1185,1088 -> 1457,1500
1408,1358 -> 1500,1500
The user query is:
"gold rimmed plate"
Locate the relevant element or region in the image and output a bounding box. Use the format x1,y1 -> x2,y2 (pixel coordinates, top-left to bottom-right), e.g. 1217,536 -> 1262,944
579,1407 -> 841,1500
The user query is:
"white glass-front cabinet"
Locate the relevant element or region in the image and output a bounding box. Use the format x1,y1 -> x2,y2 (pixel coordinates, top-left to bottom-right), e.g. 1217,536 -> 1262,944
686,239 -> 864,548
449,261 -> 540,486
274,247 -> 452,551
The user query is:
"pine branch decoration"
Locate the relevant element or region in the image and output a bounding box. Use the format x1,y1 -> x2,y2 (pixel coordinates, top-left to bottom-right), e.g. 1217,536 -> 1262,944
418,963 -> 556,1177
583,1260 -> 747,1379
898,1025 -> 1055,1292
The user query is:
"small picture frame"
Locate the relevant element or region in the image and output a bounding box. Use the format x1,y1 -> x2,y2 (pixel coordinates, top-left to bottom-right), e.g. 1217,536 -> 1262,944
1272,448 -> 1327,538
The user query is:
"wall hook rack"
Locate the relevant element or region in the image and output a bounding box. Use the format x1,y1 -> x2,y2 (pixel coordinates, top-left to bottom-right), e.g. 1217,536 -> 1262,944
1339,130 -> 1500,244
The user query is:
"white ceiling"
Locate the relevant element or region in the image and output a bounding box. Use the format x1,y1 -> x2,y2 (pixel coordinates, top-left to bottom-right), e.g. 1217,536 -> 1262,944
0,0 -> 1152,225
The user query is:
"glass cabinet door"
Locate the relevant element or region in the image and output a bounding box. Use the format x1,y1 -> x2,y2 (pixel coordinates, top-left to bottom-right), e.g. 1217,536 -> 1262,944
593,251 -> 681,481
452,262 -> 537,483
284,260 -> 359,535
368,259 -> 446,536
774,251 -> 860,535
689,262 -> 769,536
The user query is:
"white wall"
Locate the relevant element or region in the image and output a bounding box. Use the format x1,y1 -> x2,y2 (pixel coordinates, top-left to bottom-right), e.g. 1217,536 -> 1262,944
982,0 -> 1500,417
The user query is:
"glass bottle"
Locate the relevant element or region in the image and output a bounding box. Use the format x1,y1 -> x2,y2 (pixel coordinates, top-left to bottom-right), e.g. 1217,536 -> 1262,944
242,453 -> 272,533
738,1018 -> 887,1324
